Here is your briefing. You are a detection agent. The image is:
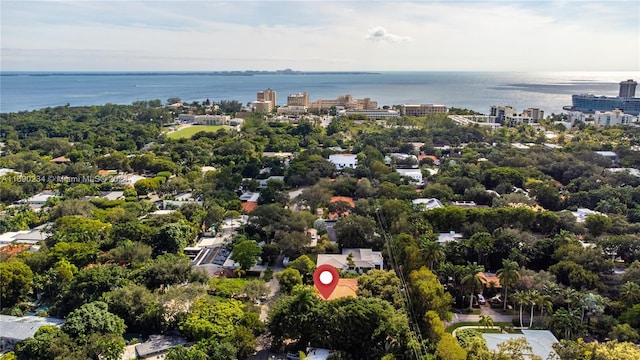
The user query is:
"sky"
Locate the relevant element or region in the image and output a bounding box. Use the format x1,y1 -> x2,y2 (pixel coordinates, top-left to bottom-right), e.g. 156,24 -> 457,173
1,0 -> 639,71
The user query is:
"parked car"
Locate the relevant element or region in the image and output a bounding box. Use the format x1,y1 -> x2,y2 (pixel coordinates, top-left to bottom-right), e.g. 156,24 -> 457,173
477,294 -> 486,305
286,352 -> 302,360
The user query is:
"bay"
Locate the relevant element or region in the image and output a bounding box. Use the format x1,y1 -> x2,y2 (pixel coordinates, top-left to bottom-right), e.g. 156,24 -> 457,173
1,71 -> 637,115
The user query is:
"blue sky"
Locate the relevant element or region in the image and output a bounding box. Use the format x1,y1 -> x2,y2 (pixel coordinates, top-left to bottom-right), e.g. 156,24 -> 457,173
1,0 -> 639,71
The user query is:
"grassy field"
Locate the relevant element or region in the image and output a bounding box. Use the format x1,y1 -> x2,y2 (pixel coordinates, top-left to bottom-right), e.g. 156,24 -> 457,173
166,125 -> 226,139
446,322 -> 515,333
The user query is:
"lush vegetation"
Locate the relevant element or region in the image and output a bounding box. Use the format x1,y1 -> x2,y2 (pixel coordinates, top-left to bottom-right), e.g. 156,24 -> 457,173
1,100 -> 640,359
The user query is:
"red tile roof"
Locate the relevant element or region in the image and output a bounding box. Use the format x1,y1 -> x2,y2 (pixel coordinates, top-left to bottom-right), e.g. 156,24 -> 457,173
241,201 -> 258,213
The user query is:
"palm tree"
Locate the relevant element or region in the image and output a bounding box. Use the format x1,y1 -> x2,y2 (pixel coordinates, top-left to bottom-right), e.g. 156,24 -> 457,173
479,314 -> 494,329
497,259 -> 520,311
420,239 -> 445,270
537,293 -> 553,318
528,290 -> 540,328
620,281 -> 640,307
563,287 -> 580,313
552,308 -> 579,340
461,262 -> 485,309
512,290 -> 528,328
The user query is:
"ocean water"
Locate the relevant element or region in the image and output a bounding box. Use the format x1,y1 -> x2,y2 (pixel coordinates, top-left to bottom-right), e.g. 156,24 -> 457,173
1,71 -> 638,115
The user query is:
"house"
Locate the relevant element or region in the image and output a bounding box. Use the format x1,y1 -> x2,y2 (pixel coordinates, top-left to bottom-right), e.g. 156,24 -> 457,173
418,155 -> 440,165
102,191 -> 125,201
572,208 -> 605,223
328,154 -> 358,170
478,272 -> 502,290
162,193 -> 204,209
324,278 -> 358,300
50,156 -> 71,164
19,191 -> 57,210
607,167 -> 640,177
305,347 -> 336,360
594,151 -> 619,166
316,248 -> 383,273
258,176 -> 285,188
0,315 -> 64,352
438,231 -> 464,245
134,335 -> 187,359
0,168 -> 20,176
386,153 -> 419,168
412,198 -> 444,210
396,169 -> 423,184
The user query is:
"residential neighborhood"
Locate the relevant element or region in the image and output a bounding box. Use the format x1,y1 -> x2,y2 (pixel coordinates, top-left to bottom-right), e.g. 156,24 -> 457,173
1,88 -> 640,360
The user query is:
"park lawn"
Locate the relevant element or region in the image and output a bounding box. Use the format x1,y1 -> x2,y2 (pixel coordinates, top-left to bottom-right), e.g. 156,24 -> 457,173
166,125 -> 227,139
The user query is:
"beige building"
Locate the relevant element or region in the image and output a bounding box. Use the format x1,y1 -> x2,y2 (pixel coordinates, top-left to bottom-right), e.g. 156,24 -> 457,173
287,92 -> 309,107
402,104 -> 448,116
309,94 -> 377,111
522,108 -> 545,121
252,100 -> 273,113
257,88 -> 277,109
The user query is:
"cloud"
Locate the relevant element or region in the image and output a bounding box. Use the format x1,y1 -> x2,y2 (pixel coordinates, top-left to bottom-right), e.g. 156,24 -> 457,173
364,27 -> 411,42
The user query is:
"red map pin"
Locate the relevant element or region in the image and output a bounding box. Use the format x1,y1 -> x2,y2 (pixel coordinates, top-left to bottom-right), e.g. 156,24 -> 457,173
313,264 -> 339,299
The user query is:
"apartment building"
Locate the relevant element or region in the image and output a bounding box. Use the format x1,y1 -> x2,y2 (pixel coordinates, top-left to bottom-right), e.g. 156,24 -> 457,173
287,92 -> 309,107
402,104 -> 448,116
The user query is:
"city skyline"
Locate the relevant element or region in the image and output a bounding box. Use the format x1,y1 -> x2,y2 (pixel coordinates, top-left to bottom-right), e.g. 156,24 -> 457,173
1,0 -> 639,72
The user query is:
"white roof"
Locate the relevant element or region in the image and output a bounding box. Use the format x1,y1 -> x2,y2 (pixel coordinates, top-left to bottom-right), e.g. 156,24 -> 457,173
412,198 -> 444,209
0,315 -> 64,341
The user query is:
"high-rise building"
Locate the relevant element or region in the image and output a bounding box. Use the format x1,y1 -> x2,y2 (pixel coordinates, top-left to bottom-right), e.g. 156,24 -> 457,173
619,79 -> 638,98
257,88 -> 277,108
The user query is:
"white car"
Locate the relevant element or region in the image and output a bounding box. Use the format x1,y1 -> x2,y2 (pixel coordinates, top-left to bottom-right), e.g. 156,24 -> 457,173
477,294 -> 486,305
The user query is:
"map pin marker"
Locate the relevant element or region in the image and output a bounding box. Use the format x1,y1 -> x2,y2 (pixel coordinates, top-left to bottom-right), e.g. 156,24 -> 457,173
313,264 -> 340,299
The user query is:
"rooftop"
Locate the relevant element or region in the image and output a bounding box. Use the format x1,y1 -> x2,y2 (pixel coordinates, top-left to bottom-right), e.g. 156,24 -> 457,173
135,335 -> 187,358
0,315 -> 64,341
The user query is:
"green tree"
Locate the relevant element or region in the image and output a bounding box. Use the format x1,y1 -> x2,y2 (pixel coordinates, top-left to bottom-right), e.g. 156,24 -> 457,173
103,283 -> 164,334
334,214 -> 380,249
181,297 -> 246,341
408,267 -> 453,321
0,259 -> 34,308
497,259 -> 520,311
619,281 -> 640,306
134,178 -> 159,196
585,213 -> 612,236
512,290 -> 528,328
461,262 -> 485,309
287,255 -> 316,282
609,323 -> 639,342
357,269 -> 403,308
61,301 -> 126,339
140,253 -> 192,289
151,221 -> 195,254
165,345 -> 209,360
231,240 -> 262,271
277,268 -> 303,294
